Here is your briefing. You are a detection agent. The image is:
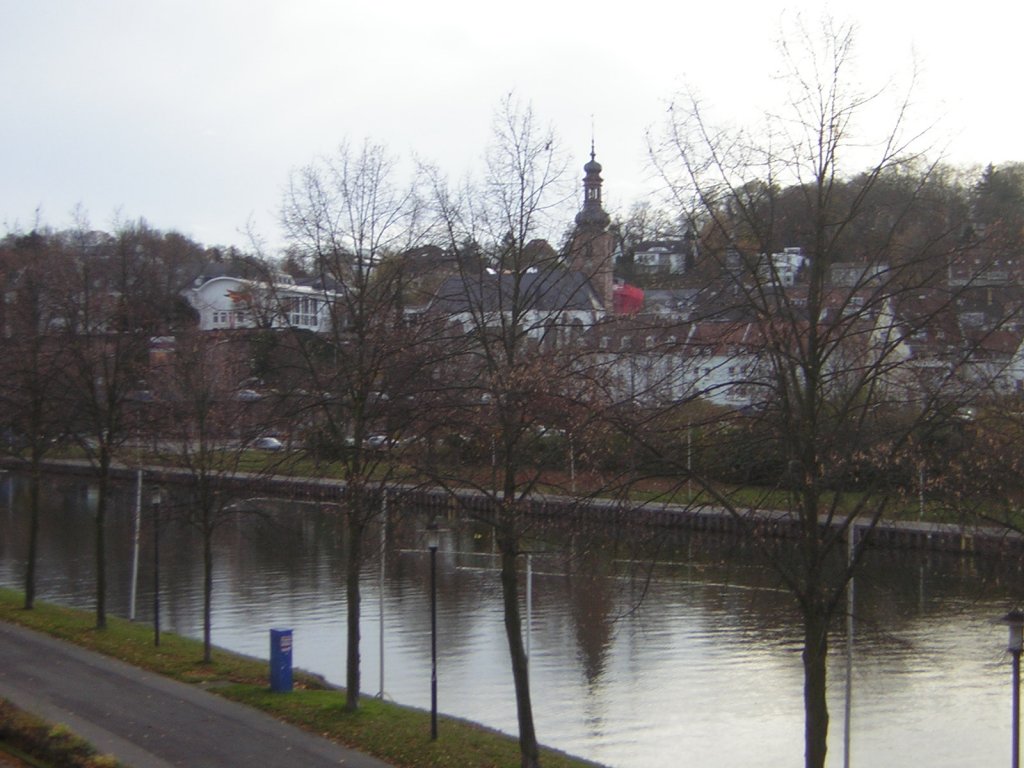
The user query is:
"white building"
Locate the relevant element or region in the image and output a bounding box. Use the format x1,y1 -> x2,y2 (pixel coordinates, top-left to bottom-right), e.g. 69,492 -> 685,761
633,236 -> 696,276
185,272 -> 338,333
760,247 -> 805,287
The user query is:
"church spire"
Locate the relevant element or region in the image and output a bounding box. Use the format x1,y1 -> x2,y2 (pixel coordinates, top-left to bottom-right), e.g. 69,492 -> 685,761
569,143 -> 615,313
574,144 -> 611,231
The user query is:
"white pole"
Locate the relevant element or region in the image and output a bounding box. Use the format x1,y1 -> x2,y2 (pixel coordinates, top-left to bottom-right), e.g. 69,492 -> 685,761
526,553 -> 533,675
128,470 -> 142,620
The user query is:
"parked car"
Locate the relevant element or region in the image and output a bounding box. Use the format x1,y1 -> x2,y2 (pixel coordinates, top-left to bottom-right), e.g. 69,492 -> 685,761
254,436 -> 283,451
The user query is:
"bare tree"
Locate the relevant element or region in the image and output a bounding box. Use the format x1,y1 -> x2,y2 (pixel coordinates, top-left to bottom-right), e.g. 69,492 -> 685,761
278,139 -> 431,711
150,328 -> 264,663
0,229 -> 73,609
423,96 -> 615,768
0,220 -> 222,618
56,219 -> 164,630
645,18 -> 1005,768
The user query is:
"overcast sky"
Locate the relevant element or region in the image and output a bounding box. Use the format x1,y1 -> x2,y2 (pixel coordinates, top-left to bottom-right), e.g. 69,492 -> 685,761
2,1 -> 1020,251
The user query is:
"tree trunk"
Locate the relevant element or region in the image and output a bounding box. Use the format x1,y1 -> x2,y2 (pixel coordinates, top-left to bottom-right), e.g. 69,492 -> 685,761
95,464 -> 109,630
498,528 -> 540,768
803,608 -> 830,768
203,527 -> 214,664
23,464 -> 41,610
345,512 -> 365,711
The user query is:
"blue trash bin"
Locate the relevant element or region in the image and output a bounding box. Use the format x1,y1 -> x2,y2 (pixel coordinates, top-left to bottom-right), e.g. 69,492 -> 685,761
270,628 -> 293,693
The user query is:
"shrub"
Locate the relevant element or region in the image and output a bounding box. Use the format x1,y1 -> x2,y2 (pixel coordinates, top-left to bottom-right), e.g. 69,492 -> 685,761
0,699 -> 125,768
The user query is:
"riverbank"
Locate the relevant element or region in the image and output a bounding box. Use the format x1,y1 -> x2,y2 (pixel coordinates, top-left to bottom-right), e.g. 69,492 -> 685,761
5,456 -> 1023,557
0,589 -> 604,768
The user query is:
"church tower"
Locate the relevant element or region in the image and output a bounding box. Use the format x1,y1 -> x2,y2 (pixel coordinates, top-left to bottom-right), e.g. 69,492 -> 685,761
570,144 -> 615,311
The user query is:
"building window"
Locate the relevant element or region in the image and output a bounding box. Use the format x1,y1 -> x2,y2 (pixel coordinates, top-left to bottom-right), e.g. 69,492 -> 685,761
289,297 -> 319,328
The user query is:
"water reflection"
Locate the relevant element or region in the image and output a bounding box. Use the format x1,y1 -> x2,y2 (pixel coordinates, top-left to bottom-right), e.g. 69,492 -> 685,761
0,473 -> 1020,767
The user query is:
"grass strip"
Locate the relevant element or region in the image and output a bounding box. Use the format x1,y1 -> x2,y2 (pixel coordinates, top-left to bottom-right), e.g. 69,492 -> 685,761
0,698 -> 124,768
0,589 -> 603,768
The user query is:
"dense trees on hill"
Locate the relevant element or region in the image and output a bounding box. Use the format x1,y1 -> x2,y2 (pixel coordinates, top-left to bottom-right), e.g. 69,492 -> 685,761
7,163 -> 1024,315
610,160 -> 1024,292
974,162 -> 1024,236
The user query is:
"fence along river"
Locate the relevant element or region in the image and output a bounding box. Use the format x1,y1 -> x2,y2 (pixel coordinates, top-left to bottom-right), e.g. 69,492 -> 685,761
0,471 -> 1020,767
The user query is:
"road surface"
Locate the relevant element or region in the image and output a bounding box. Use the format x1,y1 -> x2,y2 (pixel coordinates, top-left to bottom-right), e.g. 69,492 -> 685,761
0,621 -> 394,768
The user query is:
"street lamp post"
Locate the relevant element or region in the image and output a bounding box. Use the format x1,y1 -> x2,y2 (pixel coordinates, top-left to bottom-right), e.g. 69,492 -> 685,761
426,518 -> 439,741
1002,609 -> 1024,768
152,488 -> 162,647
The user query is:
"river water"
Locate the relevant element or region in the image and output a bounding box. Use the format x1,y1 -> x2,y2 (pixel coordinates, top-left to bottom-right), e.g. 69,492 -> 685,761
0,473 -> 1020,767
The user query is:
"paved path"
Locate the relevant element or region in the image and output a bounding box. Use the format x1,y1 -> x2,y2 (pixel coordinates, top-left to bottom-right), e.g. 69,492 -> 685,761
0,621 -> 394,768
